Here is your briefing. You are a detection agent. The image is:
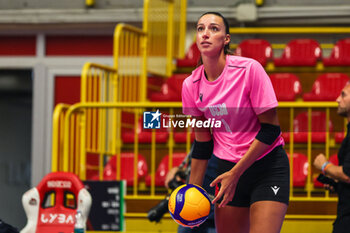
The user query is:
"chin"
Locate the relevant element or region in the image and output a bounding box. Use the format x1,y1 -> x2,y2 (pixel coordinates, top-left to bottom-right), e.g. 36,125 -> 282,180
337,110 -> 348,117
200,49 -> 222,57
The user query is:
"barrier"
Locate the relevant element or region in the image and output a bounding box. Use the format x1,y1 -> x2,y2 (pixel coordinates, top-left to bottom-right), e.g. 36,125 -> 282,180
52,101 -> 345,201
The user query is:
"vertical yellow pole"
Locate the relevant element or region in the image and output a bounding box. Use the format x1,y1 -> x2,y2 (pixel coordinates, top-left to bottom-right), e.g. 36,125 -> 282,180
75,114 -> 80,175
80,111 -> 87,180
133,110 -> 139,196
166,1 -> 174,77
151,123 -> 156,196
140,33 -> 148,102
307,108 -> 312,198
168,108 -> 174,170
81,63 -> 90,102
325,108 -> 330,198
69,116 -> 75,172
59,111 -> 65,171
178,0 -> 187,58
63,109 -> 74,172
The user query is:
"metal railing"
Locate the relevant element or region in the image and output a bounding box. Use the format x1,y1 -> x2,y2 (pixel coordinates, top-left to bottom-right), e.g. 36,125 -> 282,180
52,101 -> 345,201
143,0 -> 187,77
114,24 -> 148,102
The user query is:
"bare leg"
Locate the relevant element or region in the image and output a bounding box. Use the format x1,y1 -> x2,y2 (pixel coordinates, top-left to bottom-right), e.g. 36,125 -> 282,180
249,201 -> 288,233
215,204 -> 250,233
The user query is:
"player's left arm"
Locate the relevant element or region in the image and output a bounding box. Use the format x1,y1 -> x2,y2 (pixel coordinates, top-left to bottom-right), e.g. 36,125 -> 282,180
211,108 -> 280,207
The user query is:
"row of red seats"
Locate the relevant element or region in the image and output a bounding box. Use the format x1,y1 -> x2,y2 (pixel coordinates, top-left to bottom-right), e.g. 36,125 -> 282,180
271,72 -> 349,101
150,72 -> 349,102
282,111 -> 346,144
86,152 -> 187,187
289,153 -> 339,188
177,38 -> 350,68
86,151 -> 338,189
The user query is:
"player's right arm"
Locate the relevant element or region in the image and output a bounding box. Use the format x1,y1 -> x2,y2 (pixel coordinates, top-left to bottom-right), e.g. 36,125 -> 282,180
189,116 -> 212,186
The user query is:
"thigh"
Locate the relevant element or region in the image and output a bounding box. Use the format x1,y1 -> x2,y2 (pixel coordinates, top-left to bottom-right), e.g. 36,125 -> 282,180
249,201 -> 288,233
215,204 -> 250,233
250,146 -> 290,206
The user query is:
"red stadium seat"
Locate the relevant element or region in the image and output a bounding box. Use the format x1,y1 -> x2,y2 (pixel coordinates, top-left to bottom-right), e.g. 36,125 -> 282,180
335,131 -> 346,144
329,153 -> 339,165
145,153 -> 187,187
173,131 -> 195,143
303,73 -> 349,101
287,153 -> 308,188
176,42 -> 201,68
21,172 -> 92,233
122,116 -> 169,143
314,154 -> 339,188
235,39 -> 273,67
269,73 -> 302,101
323,38 -> 350,66
274,39 -> 322,66
282,111 -> 333,143
150,73 -> 189,102
85,153 -> 100,180
103,153 -> 148,186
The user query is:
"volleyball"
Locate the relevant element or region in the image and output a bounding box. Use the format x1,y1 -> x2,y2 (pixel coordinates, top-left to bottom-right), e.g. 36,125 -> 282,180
168,184 -> 211,227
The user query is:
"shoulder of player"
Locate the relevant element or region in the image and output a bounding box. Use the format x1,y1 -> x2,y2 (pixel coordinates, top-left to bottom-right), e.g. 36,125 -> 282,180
183,65 -> 203,85
226,55 -> 259,69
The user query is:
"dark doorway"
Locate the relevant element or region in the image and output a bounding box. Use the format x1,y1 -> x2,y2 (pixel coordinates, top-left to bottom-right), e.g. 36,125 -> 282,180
0,69 -> 32,229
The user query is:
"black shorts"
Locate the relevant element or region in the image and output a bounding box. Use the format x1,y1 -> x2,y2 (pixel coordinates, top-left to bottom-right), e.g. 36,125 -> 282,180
215,145 -> 290,207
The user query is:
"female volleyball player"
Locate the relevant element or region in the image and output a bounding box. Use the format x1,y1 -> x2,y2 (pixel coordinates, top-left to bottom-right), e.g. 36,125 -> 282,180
181,12 -> 290,233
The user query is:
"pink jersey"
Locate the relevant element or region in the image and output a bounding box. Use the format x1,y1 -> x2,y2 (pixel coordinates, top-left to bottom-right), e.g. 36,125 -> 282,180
182,55 -> 284,163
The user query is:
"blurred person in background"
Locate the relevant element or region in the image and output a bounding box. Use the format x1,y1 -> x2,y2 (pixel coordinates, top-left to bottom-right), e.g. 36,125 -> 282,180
314,83 -> 350,233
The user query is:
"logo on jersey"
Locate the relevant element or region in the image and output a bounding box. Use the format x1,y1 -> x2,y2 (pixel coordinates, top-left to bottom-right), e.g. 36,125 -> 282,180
271,186 -> 280,195
143,110 -> 161,129
199,93 -> 203,102
209,103 -> 228,116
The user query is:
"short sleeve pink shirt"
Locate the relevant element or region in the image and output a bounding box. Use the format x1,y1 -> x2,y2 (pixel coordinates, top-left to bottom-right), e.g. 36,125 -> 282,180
182,55 -> 284,163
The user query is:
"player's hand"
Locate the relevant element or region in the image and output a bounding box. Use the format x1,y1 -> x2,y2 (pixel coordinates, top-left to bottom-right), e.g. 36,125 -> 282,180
165,167 -> 180,189
324,184 -> 335,192
209,170 -> 239,208
313,153 -> 327,171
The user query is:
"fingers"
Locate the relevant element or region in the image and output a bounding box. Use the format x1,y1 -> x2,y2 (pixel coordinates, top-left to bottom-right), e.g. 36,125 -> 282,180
211,188 -> 223,205
218,187 -> 235,208
210,176 -> 220,188
324,184 -> 335,192
211,183 -> 235,208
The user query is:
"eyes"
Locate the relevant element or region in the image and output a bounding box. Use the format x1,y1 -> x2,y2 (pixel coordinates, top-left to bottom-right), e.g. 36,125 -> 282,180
197,25 -> 220,32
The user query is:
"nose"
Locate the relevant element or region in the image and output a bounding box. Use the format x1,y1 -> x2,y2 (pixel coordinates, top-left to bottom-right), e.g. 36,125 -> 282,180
336,95 -> 341,103
202,28 -> 209,38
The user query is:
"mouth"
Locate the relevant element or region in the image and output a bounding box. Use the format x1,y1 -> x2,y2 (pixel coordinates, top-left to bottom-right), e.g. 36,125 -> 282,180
201,41 -> 211,45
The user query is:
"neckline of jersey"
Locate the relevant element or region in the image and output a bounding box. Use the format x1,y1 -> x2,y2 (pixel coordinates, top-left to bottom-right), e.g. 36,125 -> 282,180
201,55 -> 229,85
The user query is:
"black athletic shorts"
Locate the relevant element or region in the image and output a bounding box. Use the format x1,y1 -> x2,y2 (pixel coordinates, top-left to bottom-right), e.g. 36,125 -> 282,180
215,145 -> 290,207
